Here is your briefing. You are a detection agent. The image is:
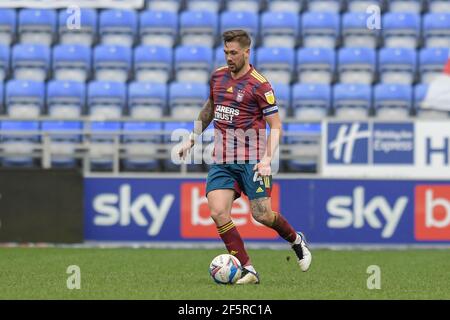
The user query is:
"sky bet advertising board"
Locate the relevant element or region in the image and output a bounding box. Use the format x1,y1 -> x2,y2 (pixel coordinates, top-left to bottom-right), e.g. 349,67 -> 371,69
84,178 -> 450,244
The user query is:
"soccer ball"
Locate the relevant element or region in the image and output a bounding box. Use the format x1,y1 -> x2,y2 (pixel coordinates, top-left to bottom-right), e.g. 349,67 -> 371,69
209,254 -> 242,284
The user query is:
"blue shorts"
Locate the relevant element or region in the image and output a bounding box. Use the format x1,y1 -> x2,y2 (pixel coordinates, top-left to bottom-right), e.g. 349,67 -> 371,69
206,163 -> 272,200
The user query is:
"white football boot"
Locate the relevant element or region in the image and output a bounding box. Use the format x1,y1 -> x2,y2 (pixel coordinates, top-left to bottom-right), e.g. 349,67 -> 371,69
292,232 -> 312,272
236,268 -> 260,285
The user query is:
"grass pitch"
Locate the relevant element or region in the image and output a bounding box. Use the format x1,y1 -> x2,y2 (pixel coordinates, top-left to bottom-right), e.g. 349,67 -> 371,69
0,247 -> 448,300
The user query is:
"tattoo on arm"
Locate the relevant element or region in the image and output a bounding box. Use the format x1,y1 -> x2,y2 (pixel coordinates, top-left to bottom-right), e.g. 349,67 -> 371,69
195,99 -> 214,134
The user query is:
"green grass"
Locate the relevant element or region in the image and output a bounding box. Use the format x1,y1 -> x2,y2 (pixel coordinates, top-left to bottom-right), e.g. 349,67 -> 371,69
0,248 -> 449,299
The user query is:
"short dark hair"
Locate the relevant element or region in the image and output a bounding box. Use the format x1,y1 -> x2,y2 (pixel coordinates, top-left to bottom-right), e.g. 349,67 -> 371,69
222,29 -> 251,48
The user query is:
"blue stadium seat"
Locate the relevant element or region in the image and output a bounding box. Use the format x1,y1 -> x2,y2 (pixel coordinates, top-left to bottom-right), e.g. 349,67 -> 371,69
429,0 -> 450,13
382,13 -> 421,49
374,84 -> 412,119
347,0 -> 382,12
419,48 -> 449,84
186,0 -> 222,13
88,81 -> 126,119
140,11 -> 178,47
338,48 -> 376,85
296,48 -> 335,84
122,121 -> 162,171
0,120 -> 40,167
93,45 -> 132,83
180,11 -> 218,48
284,123 -> 321,173
175,46 -> 213,83
389,0 -> 422,13
267,0 -> 304,12
128,82 -> 167,119
134,45 -> 172,83
0,82 -> 3,112
379,48 -> 417,85
342,12 -> 380,48
18,9 -> 56,46
58,8 -> 97,46
292,84 -> 331,120
226,0 -> 262,13
52,44 -> 91,82
0,45 -> 9,81
423,13 -> 450,48
47,80 -> 86,118
308,0 -> 342,13
256,47 -> 294,85
41,120 -> 82,168
87,121 -> 121,170
214,46 -> 255,68
169,82 -> 209,119
99,9 -> 138,47
12,44 -> 50,82
6,80 -> 44,118
147,0 -> 181,12
220,11 -> 259,45
271,82 -> 291,119
0,9 -> 16,46
333,84 -> 372,119
261,11 -> 299,49
302,12 -> 340,48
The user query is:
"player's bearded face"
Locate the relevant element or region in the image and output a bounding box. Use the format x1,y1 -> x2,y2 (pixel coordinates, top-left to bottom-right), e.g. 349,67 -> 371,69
224,42 -> 249,73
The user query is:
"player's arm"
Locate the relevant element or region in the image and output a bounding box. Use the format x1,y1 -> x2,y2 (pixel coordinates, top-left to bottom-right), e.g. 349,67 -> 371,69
263,112 -> 282,162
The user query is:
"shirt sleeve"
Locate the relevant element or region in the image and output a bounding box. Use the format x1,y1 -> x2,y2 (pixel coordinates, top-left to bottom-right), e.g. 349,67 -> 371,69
209,73 -> 214,101
254,82 -> 279,117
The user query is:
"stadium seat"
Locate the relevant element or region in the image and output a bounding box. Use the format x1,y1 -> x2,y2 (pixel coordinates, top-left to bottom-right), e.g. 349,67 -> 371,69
0,9 -> 16,46
174,46 -> 213,83
5,80 -> 44,118
389,0 -> 422,13
134,45 -> 172,83
0,82 -> 3,113
169,82 -> 209,119
88,81 -> 126,119
338,48 -> 376,85
12,44 -> 50,82
428,0 -> 450,13
271,82 -> 291,119
292,84 -> 331,120
0,45 -> 9,81
419,48 -> 450,84
52,44 -> 91,82
284,123 -> 321,173
301,12 -> 340,48
58,8 -> 97,46
296,48 -> 335,84
226,0 -> 261,13
122,121 -> 161,171
256,47 -> 294,85
180,11 -> 218,48
260,11 -> 299,49
214,46 -> 255,68
423,13 -> 450,48
87,121 -> 121,170
307,0 -> 342,13
333,84 -> 372,119
41,120 -> 82,168
99,9 -> 138,47
18,9 -> 56,46
374,84 -> 412,119
93,45 -> 132,83
342,12 -> 380,49
47,80 -> 86,118
147,0 -> 181,12
186,0 -> 222,13
140,11 -> 178,47
220,11 -> 259,45
382,13 -> 421,49
347,0 -> 382,12
267,0 -> 304,12
0,120 -> 40,167
128,82 -> 167,119
378,48 -> 417,85
414,83 -> 450,118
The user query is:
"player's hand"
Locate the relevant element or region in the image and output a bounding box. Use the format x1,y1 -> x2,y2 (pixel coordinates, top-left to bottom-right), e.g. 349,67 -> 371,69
178,139 -> 194,160
253,157 -> 271,177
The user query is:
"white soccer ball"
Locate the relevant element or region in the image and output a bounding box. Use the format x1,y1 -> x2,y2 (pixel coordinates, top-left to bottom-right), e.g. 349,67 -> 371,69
209,254 -> 242,284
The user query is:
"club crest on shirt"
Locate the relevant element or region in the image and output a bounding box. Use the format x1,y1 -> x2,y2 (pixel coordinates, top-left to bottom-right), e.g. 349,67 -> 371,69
236,89 -> 245,102
264,90 -> 275,105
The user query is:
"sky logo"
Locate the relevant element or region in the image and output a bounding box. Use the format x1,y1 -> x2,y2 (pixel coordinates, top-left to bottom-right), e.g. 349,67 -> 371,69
328,122 -> 370,164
